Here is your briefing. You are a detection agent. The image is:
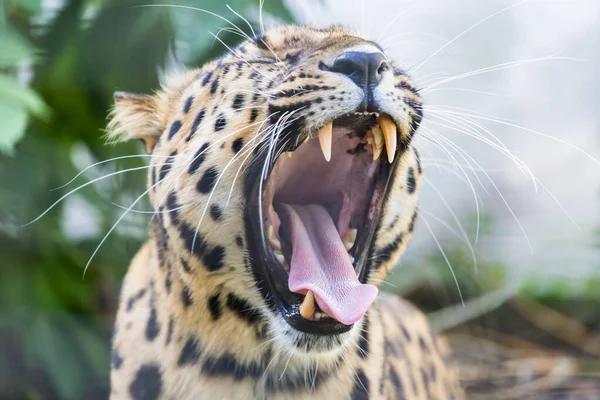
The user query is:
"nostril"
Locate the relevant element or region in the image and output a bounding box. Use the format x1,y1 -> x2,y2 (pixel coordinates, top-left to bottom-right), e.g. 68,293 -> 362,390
376,61 -> 389,76
332,59 -> 358,77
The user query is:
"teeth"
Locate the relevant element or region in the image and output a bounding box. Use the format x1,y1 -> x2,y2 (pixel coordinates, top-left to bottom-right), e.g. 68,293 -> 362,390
266,226 -> 281,250
351,111 -> 380,117
317,122 -> 333,162
372,127 -> 383,147
378,114 -> 397,162
274,250 -> 285,265
372,142 -> 382,161
371,127 -> 384,161
342,228 -> 357,251
300,290 -> 316,319
285,151 -> 293,158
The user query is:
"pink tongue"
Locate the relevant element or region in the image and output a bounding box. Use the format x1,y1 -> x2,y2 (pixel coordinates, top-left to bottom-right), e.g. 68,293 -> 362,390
279,204 -> 378,325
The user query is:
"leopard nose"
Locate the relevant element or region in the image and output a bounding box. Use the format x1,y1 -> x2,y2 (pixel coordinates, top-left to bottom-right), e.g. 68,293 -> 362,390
329,51 -> 388,90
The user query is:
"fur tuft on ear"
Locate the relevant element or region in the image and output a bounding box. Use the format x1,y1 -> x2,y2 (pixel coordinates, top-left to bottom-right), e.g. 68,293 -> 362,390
106,91 -> 165,153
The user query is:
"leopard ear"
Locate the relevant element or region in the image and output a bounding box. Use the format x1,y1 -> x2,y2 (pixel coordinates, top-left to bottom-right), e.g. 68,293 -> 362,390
107,91 -> 165,153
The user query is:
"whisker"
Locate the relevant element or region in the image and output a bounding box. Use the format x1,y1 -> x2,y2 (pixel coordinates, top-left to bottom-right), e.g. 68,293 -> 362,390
419,206 -> 478,273
136,4 -> 253,42
226,4 -> 255,38
23,163 -> 170,227
51,153 -> 177,191
375,3 -> 422,43
412,0 -> 530,73
188,117 -> 273,253
421,55 -> 582,92
425,127 -> 534,253
424,109 -> 536,183
435,109 -> 600,168
420,129 -> 483,243
419,215 -> 465,306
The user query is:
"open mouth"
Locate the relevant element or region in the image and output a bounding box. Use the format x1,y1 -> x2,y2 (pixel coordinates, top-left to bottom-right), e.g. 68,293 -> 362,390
246,111 -> 402,335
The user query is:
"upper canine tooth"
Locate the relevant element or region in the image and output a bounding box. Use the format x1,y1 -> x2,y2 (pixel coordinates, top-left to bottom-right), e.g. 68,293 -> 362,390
342,229 -> 357,251
378,114 -> 397,163
318,122 -> 333,162
300,290 -> 316,319
285,151 -> 293,158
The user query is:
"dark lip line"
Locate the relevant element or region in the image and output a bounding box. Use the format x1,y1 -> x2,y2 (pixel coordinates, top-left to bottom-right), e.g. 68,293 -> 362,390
244,117 -> 401,336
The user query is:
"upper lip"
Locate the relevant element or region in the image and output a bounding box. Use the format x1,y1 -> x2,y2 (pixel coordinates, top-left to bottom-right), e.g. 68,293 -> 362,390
244,107 -> 402,335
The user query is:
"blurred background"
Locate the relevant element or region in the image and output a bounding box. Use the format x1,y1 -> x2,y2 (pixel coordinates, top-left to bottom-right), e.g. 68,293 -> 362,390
1,0 -> 598,398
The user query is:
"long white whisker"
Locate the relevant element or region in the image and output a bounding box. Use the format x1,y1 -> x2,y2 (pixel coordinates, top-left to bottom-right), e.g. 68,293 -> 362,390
137,4 -> 253,42
375,3 -> 422,43
189,117 -> 272,253
226,4 -> 255,38
51,153 -> 176,191
426,128 -> 534,253
23,164 -> 170,227
436,109 -> 600,168
420,130 -> 483,243
412,0 -> 530,73
425,110 -> 535,182
419,206 -> 478,273
420,215 -> 465,306
421,55 -> 582,92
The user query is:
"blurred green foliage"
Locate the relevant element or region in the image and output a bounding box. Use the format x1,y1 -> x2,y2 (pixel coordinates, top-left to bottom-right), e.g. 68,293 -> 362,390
0,1 -> 291,398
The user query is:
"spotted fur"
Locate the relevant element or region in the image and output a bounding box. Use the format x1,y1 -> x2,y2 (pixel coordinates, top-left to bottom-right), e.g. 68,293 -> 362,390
108,25 -> 463,399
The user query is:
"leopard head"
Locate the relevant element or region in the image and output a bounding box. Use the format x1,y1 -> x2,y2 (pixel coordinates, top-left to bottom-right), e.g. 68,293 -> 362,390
108,25 -> 422,362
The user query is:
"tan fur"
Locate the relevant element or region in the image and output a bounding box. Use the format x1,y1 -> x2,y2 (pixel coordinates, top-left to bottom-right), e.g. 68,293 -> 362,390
109,25 -> 464,399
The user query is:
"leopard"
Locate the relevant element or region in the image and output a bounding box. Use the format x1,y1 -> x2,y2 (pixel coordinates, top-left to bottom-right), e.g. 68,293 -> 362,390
107,24 -> 464,400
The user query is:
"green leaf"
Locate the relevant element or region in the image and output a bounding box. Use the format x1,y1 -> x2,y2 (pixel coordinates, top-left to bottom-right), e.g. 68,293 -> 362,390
0,102 -> 28,153
0,73 -> 50,118
24,316 -> 82,399
0,28 -> 36,65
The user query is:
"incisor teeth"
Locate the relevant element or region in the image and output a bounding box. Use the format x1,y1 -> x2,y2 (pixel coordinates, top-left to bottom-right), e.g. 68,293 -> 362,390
300,290 -> 316,319
266,226 -> 281,250
378,114 -> 397,162
342,229 -> 357,251
317,122 -> 333,162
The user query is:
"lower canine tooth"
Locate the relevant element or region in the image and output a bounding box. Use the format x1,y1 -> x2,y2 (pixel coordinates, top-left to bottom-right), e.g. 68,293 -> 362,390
317,122 -> 333,162
300,290 -> 316,319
